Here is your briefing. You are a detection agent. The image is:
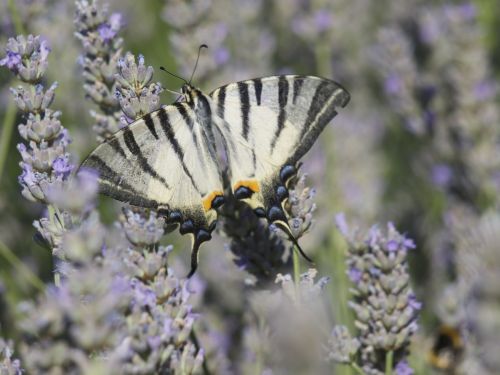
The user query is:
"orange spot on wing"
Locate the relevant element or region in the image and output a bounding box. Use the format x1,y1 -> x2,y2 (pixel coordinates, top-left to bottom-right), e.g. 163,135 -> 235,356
233,179 -> 260,193
202,190 -> 224,212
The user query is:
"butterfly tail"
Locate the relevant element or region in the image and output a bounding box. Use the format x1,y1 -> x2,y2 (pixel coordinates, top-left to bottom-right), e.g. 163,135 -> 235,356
186,228 -> 213,278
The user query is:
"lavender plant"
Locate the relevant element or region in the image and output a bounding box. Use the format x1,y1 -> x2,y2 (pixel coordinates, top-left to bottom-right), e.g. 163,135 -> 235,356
0,35 -> 72,205
74,0 -> 124,140
0,339 -> 22,375
329,214 -> 421,375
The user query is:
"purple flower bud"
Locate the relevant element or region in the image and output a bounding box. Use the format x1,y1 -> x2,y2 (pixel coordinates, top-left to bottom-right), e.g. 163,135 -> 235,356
335,213 -> 349,236
457,3 -> 476,19
431,164 -> 453,188
348,266 -> 362,284
386,239 -> 399,252
98,23 -> 118,42
52,155 -> 73,179
408,293 -> 422,311
314,9 -> 332,33
18,163 -> 37,186
384,74 -> 403,95
109,13 -> 123,30
214,47 -> 230,65
39,39 -> 50,62
395,360 -> 414,375
0,51 -> 22,71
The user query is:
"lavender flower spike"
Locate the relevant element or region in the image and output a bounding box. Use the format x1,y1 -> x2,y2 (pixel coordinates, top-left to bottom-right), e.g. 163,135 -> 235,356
0,35 -> 73,205
75,0 -> 124,140
0,339 -> 23,375
335,215 -> 420,374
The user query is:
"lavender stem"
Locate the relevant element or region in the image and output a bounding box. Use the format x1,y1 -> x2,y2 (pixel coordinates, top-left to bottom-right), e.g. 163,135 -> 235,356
351,363 -> 366,375
0,240 -> 44,292
293,246 -> 301,288
6,0 -> 25,34
0,100 -> 16,183
385,350 -> 394,375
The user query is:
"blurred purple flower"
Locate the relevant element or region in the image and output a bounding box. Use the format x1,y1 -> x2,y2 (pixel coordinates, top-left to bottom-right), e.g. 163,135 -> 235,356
0,51 -> 22,71
98,23 -> 118,42
408,292 -> 422,311
384,74 -> 402,95
109,13 -> 123,30
52,155 -> 73,179
474,81 -> 496,101
214,47 -> 230,64
335,212 -> 349,237
395,360 -> 414,375
314,9 -> 332,32
348,267 -> 362,283
97,13 -> 122,42
386,239 -> 399,252
18,164 -> 36,186
431,164 -> 453,188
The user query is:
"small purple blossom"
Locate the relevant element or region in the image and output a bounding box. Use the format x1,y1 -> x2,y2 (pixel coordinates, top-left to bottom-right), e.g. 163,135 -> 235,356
395,360 -> 414,375
348,266 -> 362,284
52,155 -> 73,179
408,293 -> 423,311
384,74 -> 403,95
386,239 -> 399,252
97,23 -> 118,42
431,164 -> 453,187
474,81 -> 496,101
335,212 -> 349,237
0,51 -> 22,71
313,9 -> 332,33
214,47 -> 230,64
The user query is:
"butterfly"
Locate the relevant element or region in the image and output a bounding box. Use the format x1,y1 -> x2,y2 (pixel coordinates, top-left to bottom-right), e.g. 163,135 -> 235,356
81,74 -> 350,276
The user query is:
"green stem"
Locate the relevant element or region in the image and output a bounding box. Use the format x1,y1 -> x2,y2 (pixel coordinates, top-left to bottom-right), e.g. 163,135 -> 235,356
0,100 -> 17,185
293,246 -> 301,288
47,205 -> 61,286
351,363 -> 367,375
0,240 -> 45,292
190,329 -> 211,375
385,351 -> 394,375
7,0 -> 26,35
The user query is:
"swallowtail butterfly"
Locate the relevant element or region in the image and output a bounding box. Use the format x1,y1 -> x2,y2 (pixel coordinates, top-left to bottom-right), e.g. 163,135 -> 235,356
81,75 -> 350,276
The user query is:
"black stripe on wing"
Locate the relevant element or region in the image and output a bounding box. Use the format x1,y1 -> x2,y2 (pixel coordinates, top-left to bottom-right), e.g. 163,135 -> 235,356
290,80 -> 350,164
83,155 -> 159,208
157,107 -> 201,193
217,86 -> 226,118
292,76 -> 305,104
107,137 -> 127,159
270,75 -> 289,152
238,82 -> 250,140
252,78 -> 263,105
123,127 -> 170,188
143,113 -> 159,140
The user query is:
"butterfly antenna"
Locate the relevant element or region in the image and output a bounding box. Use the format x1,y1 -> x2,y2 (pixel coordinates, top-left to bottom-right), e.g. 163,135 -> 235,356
188,44 -> 208,85
159,66 -> 188,85
164,88 -> 183,96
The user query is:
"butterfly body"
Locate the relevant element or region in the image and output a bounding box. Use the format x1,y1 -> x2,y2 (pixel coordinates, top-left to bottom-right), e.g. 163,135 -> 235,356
81,75 -> 350,276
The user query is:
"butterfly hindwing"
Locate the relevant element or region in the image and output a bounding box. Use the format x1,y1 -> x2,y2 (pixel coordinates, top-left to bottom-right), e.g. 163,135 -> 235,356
209,75 -> 350,237
81,104 -> 224,274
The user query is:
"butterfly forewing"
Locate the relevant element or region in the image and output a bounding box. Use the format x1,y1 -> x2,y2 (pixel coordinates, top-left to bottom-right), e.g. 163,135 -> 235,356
81,104 -> 223,232
209,75 -> 350,228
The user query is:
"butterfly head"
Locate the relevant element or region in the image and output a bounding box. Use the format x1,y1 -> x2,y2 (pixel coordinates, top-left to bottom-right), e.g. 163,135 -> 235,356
181,83 -> 197,104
